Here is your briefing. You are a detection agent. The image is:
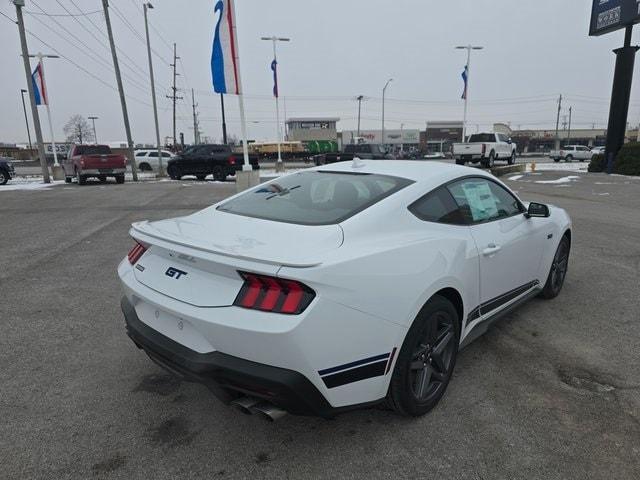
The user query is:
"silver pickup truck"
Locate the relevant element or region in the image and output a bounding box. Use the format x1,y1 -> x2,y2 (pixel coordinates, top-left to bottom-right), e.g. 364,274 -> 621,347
452,133 -> 517,168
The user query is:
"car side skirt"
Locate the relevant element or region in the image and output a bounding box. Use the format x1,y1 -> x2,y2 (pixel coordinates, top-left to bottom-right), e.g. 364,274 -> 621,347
460,281 -> 540,349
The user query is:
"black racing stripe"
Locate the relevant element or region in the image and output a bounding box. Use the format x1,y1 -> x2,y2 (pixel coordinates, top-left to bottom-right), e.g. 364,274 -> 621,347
322,360 -> 388,389
481,281 -> 539,315
318,353 -> 390,376
466,281 -> 539,324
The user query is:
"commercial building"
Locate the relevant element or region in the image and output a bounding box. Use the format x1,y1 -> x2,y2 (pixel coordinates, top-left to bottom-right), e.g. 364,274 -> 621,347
338,129 -> 420,148
286,117 -> 340,143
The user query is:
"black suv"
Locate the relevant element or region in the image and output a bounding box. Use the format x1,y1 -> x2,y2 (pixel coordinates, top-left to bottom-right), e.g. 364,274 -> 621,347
0,157 -> 16,185
167,144 -> 259,182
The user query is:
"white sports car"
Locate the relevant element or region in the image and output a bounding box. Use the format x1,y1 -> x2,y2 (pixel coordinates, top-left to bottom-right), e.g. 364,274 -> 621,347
118,160 -> 572,420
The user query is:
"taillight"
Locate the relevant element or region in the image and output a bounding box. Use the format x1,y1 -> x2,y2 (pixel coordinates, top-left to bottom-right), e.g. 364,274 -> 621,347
80,159 -> 85,168
234,272 -> 315,315
127,242 -> 147,265
228,155 -> 236,165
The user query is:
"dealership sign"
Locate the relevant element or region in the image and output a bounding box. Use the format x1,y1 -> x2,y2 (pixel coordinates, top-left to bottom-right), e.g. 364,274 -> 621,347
590,0 -> 640,36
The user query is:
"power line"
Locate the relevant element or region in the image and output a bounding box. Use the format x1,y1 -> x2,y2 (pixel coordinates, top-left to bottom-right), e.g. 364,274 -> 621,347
24,9 -> 102,17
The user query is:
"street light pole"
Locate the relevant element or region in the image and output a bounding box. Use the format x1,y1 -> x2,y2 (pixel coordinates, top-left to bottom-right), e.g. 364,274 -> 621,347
20,88 -> 33,152
102,0 -> 138,181
88,116 -> 99,143
261,35 -> 290,173
356,95 -> 364,137
382,78 -> 393,148
456,45 -> 484,142
143,2 -> 164,175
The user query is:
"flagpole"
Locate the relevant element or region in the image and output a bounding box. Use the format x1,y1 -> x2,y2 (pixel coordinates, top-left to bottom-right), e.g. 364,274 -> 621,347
456,45 -> 484,142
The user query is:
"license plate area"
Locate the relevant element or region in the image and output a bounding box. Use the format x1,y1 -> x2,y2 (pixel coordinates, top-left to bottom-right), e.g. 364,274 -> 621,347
134,301 -> 214,353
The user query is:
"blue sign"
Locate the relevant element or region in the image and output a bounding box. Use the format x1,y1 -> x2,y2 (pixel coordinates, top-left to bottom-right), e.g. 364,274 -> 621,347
590,0 -> 640,36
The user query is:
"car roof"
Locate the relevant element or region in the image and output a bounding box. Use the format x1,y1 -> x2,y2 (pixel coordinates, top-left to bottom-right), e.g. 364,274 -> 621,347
312,160 -> 494,188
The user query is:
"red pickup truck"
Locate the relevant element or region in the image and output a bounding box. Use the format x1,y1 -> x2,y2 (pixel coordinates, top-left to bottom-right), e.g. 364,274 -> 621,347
63,144 -> 127,185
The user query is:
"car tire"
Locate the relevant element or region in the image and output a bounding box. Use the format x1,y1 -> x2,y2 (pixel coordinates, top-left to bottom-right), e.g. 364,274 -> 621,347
115,175 -> 125,184
481,152 -> 495,169
196,174 -> 207,181
167,165 -> 181,180
0,169 -> 8,185
508,151 -> 516,165
553,157 -> 560,163
565,155 -> 573,162
539,235 -> 570,300
98,175 -> 107,183
455,159 -> 465,165
387,295 -> 460,417
213,167 -> 226,182
76,169 -> 86,186
64,176 -> 72,184
139,162 -> 151,172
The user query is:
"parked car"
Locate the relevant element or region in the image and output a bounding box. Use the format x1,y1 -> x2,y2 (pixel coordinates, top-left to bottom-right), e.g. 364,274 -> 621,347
134,149 -> 175,172
0,157 -> 16,185
63,144 -> 127,185
550,145 -> 593,162
119,160 -> 572,419
166,144 -> 259,182
315,144 -> 393,166
590,146 -> 605,156
453,133 -> 517,168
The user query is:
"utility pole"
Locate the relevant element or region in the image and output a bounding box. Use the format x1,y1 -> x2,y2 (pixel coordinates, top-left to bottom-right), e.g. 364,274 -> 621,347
191,89 -> 199,145
14,0 -> 50,183
143,2 -> 163,175
261,35 -> 290,172
382,78 -> 393,148
567,107 -> 572,143
102,0 -> 138,181
20,89 -> 33,152
555,94 -> 562,151
356,95 -> 364,137
88,116 -> 98,143
456,45 -> 484,142
220,94 -> 227,144
167,43 -> 183,149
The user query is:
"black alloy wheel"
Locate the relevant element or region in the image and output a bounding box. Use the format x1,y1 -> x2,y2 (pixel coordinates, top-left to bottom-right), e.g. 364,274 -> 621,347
0,170 -> 7,185
387,295 -> 459,416
540,235 -> 570,299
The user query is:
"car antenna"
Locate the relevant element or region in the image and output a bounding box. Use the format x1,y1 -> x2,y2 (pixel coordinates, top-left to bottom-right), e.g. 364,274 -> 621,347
352,157 -> 365,168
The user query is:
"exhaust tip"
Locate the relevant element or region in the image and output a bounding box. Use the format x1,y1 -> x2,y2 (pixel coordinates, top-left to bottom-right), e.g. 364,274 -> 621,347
230,396 -> 261,415
251,402 -> 288,422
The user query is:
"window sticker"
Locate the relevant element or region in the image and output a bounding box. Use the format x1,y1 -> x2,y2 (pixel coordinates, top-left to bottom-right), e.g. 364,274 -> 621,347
461,181 -> 498,222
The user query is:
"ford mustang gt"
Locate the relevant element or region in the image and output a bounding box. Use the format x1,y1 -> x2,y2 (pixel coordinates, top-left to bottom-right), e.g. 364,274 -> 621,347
118,160 -> 571,419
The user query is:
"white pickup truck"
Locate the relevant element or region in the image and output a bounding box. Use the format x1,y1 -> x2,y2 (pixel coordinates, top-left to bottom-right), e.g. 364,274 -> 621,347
549,145 -> 594,162
452,132 -> 517,168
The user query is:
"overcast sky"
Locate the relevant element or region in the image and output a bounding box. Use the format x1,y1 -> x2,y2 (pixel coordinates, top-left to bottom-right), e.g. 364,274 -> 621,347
1,0 -> 640,145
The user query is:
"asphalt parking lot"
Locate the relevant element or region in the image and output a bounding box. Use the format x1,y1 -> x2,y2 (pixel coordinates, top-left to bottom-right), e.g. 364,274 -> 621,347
1,169 -> 639,479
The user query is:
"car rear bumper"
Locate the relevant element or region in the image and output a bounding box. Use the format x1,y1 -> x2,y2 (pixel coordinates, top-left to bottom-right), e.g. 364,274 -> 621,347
122,295 -> 350,417
79,168 -> 126,175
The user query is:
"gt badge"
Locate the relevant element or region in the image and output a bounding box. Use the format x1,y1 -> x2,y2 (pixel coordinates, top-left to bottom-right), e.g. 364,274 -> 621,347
165,267 -> 188,279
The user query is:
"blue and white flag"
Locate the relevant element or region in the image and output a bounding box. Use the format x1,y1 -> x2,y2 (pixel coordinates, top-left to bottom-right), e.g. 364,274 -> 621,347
211,0 -> 241,95
31,62 -> 48,105
461,65 -> 468,100
271,59 -> 278,98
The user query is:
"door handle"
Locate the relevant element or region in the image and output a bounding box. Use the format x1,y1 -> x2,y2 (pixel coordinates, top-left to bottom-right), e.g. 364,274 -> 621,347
483,244 -> 502,256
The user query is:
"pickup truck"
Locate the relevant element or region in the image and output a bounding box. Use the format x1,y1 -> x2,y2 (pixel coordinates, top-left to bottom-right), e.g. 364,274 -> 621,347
453,133 -> 517,168
0,156 -> 16,186
62,144 -> 127,185
549,145 -> 594,162
314,144 -> 393,166
166,144 -> 259,182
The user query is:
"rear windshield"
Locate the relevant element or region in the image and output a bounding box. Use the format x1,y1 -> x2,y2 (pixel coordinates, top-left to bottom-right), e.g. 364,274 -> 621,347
217,171 -> 413,225
75,145 -> 111,155
468,134 -> 496,143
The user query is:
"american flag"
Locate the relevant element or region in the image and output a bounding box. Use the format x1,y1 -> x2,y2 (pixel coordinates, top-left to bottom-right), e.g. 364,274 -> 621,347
461,65 -> 468,100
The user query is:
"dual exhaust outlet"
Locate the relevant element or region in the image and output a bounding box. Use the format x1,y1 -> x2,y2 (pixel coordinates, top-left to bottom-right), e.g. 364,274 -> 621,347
230,396 -> 288,422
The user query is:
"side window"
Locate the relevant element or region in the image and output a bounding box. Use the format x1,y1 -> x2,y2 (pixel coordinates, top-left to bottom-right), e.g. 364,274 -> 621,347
147,152 -> 158,157
409,187 -> 467,225
162,152 -> 172,157
447,178 -> 523,224
135,152 -> 146,157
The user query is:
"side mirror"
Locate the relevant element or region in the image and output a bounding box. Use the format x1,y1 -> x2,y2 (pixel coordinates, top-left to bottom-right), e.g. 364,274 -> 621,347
526,202 -> 550,218
507,138 -> 513,144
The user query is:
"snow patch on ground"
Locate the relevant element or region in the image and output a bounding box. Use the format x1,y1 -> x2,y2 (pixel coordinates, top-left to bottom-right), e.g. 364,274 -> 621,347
527,162 -> 588,173
507,175 -> 524,181
534,175 -> 580,185
0,178 -> 65,192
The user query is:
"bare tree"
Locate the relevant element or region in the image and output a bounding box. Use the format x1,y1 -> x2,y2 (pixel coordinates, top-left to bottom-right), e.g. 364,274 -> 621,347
64,115 -> 95,144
